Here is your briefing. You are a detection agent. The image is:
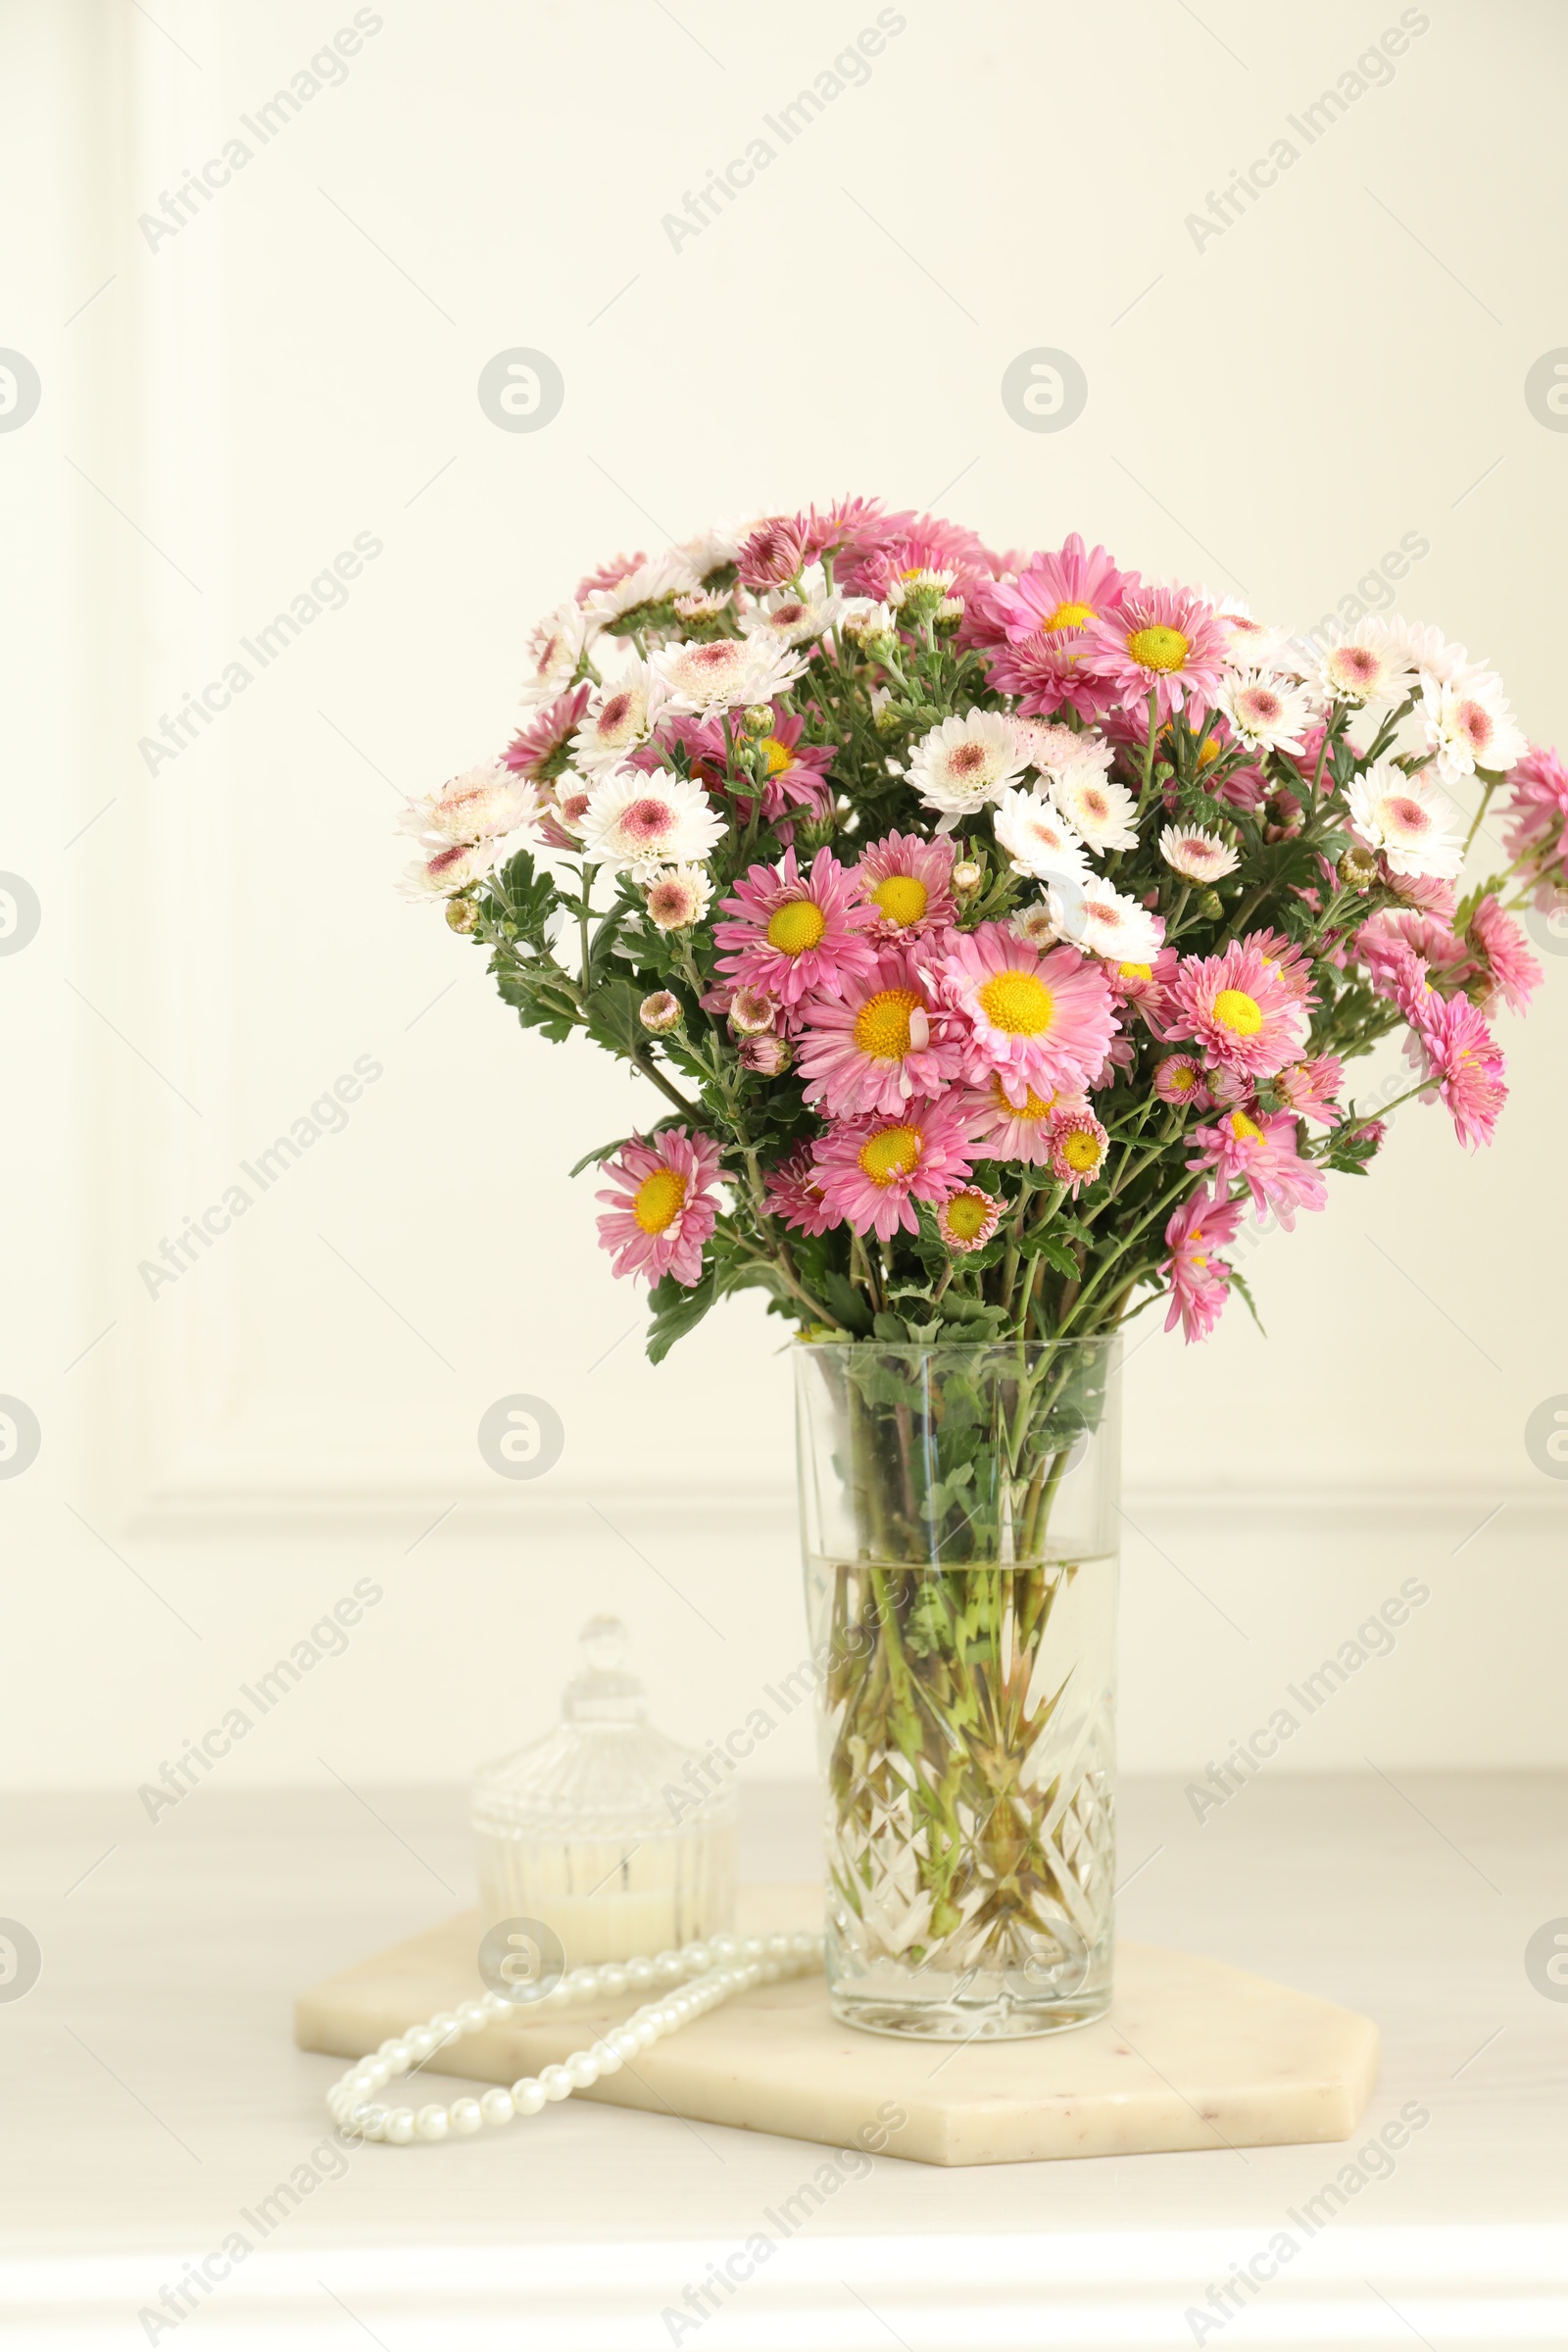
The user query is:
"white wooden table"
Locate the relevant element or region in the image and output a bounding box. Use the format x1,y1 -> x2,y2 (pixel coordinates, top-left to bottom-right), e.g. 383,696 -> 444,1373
4,1774 -> 1565,2348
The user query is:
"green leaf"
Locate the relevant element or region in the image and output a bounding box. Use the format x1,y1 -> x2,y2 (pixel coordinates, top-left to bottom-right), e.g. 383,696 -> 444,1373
582,977 -> 647,1061
568,1135 -> 632,1179
1020,1230 -> 1079,1276
646,1267 -> 717,1365
1228,1266 -> 1267,1336
872,1311 -> 909,1343
819,1269 -> 874,1335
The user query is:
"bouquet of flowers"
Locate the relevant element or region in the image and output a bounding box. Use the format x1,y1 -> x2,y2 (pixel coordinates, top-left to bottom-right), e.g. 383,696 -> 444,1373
405,498 -> 1558,1362
402,502 -> 1562,2022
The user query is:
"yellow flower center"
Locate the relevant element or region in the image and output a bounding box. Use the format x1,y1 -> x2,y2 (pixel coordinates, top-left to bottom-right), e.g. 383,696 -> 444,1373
1198,737 -> 1222,766
759,736 -> 791,777
1042,599 -> 1095,633
1166,1063 -> 1196,1094
1117,961 -> 1152,982
858,1124 -> 922,1187
632,1167 -> 687,1235
853,987 -> 920,1062
869,874 -> 928,927
1126,623 -> 1191,672
1060,1129 -> 1102,1173
1229,1111 -> 1264,1142
765,898 -> 827,956
976,970 -> 1054,1037
1211,987 -> 1263,1036
944,1192 -> 990,1241
989,1073 -> 1051,1118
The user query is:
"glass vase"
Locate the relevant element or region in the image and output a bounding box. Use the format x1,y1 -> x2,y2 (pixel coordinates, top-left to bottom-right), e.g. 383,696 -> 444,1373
796,1338 -> 1119,2039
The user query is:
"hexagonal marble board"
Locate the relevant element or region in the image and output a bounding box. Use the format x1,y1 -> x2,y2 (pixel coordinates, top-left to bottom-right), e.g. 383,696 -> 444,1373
295,1885 -> 1379,2168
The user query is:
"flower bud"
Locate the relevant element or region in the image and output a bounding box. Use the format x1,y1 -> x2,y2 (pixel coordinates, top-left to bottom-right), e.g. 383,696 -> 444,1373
741,704 -> 775,739
738,1034 -> 792,1076
1338,844 -> 1379,891
1195,888 -> 1224,921
952,859 -> 984,901
638,992 -> 682,1035
445,896 -> 481,934
728,985 -> 778,1037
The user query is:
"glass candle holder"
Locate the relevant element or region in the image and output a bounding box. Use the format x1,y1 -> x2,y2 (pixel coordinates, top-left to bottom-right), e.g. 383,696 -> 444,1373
471,1615 -> 736,1966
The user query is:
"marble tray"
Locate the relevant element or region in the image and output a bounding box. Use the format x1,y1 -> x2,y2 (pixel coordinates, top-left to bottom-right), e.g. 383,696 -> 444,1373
294,1886 -> 1379,2168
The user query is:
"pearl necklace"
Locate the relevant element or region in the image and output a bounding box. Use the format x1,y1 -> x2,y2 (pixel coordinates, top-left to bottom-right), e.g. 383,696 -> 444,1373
327,1929 -> 822,2144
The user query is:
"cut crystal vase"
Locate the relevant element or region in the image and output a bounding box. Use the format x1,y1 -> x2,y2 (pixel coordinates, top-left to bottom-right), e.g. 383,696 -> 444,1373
796,1339 -> 1119,2039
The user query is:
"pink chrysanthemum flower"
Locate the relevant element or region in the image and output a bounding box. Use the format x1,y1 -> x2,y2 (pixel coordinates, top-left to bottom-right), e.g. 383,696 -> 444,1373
795,949 -> 962,1119
965,1072 -> 1088,1164
574,551 -> 646,606
1108,947 -> 1180,1030
1500,744 -> 1568,866
811,1099 -> 976,1242
1248,926 -> 1316,1009
736,516 -> 807,588
666,707 -> 835,823
506,684 -> 591,782
1169,939 -> 1309,1078
1152,1054 -> 1211,1111
715,848 -> 876,1007
856,831 -> 956,943
762,1144 -> 838,1237
938,924 -> 1117,1105
1049,1108 -> 1109,1194
989,535 -> 1140,649
1467,894 -> 1543,1015
1161,1186 -> 1245,1345
937,1186 -> 1003,1253
1386,870 -> 1459,920
1406,994 -> 1508,1150
1355,908 -> 1472,1002
1274,1054 -> 1344,1126
595,1128 -> 721,1288
980,536 -> 1140,718
1081,584 -> 1230,721
1189,1108 -> 1327,1230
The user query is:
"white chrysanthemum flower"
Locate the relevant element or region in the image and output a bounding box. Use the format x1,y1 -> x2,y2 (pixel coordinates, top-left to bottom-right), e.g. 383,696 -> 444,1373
644,862 -> 714,932
1050,761 -> 1140,852
1219,671 -> 1313,757
1218,608 -> 1297,671
1385,618 -> 1473,692
1158,822 -> 1240,883
887,565 -> 956,608
571,662 -> 670,772
1011,717 -> 1114,779
672,586 -> 734,624
580,549 -> 699,636
1011,902 -> 1062,950
520,601 -> 594,705
400,760 -> 531,845
745,572 -> 845,648
1346,760 -> 1464,879
837,597 -> 896,647
401,836 -> 506,900
578,767 -> 724,874
992,787 -> 1093,884
648,633 -> 806,715
906,710 -> 1025,822
549,770 -> 595,839
1313,623 -> 1412,709
679,514 -> 767,576
1419,670 -> 1529,785
1071,879 -> 1164,961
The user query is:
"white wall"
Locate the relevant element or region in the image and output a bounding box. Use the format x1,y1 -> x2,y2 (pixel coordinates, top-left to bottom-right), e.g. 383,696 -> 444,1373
4,0 -> 1566,1800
